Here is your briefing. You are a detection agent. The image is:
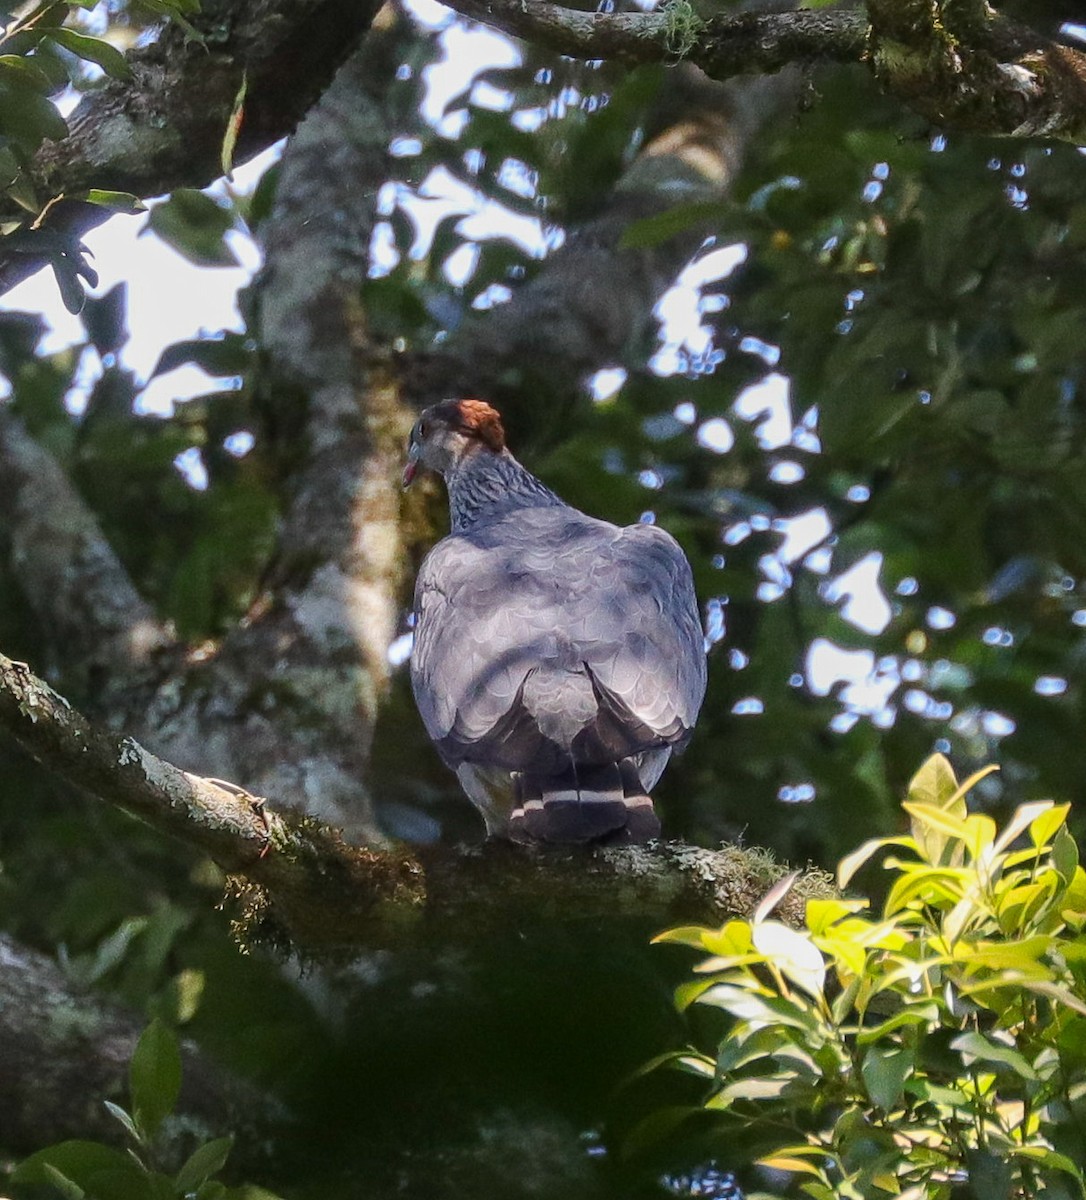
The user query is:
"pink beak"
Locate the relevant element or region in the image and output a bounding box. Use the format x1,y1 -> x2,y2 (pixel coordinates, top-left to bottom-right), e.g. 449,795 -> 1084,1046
402,444 -> 420,489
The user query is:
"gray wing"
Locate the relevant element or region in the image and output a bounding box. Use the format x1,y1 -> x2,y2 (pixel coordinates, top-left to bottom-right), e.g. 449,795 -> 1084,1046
410,509 -> 706,767
410,520 -> 555,764
578,520 -> 706,748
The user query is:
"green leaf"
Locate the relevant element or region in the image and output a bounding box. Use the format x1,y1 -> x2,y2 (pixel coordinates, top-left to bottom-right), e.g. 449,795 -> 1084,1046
50,254 -> 87,315
951,1031 -> 1036,1079
1030,803 -> 1071,850
147,190 -> 239,267
221,71 -> 247,179
42,1164 -> 86,1200
1010,1146 -> 1086,1186
961,975 -> 1086,1016
0,54 -> 55,92
907,753 -> 961,813
711,1072 -> 802,1104
89,916 -> 149,984
0,86 -> 68,150
945,764 -> 1000,811
696,983 -> 823,1034
855,1001 -> 940,1044
623,1048 -> 716,1084
962,813 -> 997,861
838,836 -> 915,889
993,800 -> 1056,854
130,1019 -> 182,1139
884,864 -> 968,914
651,924 -> 713,948
149,332 -> 252,379
103,1100 -> 141,1142
860,1043 -> 913,1111
195,1184 -> 229,1200
995,881 -> 1058,933
693,950 -> 766,974
902,801 -> 970,844
904,760 -> 970,866
48,28 -> 131,79
175,1137 -> 234,1193
13,1142 -> 136,1189
673,976 -> 720,1010
752,920 -> 826,999
717,1023 -> 802,1074
620,199 -> 731,249
171,967 -> 206,1024
953,933 -> 1051,973
757,1150 -> 830,1178
1054,826 -> 1080,885
805,897 -> 870,936
831,974 -> 861,1024
80,190 -> 148,214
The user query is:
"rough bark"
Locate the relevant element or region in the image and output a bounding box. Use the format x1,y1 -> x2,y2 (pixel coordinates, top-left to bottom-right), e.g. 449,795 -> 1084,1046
0,653 -> 833,955
0,0 -> 384,297
0,409 -> 174,700
438,2 -> 867,75
867,0 -> 1086,139
0,934 -> 280,1160
121,29 -> 423,843
436,0 -> 1086,144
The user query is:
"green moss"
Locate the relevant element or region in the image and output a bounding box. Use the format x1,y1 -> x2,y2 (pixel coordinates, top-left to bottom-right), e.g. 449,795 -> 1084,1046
660,0 -> 704,59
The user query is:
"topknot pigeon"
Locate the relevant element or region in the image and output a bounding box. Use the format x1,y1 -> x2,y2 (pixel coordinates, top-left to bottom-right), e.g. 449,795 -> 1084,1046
404,399 -> 705,844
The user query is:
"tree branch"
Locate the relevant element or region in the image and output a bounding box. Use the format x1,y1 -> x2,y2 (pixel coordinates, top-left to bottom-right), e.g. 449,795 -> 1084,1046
406,62 -> 798,412
866,0 -> 1086,140
0,934 -> 280,1161
0,409 -> 174,700
0,0 -> 385,297
437,0 -> 1086,143
0,652 -> 832,954
432,0 -> 864,72
130,27 -> 423,844
440,2 -> 866,75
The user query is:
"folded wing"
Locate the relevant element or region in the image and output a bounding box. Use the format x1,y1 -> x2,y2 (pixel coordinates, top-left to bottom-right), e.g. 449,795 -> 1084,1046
411,508 -> 705,779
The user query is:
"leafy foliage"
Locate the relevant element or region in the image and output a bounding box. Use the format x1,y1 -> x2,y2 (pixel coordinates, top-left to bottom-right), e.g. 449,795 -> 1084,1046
0,0 -> 195,311
13,1019 -> 280,1200
652,755 -> 1086,1198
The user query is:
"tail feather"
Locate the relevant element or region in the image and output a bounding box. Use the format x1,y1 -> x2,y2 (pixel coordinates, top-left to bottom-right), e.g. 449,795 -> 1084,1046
509,761 -> 660,844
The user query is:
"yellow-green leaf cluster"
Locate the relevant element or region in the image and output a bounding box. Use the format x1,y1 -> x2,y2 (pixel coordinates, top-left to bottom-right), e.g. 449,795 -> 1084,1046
650,755 -> 1086,1199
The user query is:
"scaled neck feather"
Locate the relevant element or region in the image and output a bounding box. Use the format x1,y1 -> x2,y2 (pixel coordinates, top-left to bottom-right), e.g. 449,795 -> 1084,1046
446,449 -> 564,532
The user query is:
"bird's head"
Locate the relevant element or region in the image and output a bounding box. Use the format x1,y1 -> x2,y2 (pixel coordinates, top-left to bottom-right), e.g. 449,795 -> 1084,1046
402,399 -> 507,488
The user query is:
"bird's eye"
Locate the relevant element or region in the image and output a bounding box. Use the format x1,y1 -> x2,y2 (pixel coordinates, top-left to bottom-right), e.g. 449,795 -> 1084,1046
418,421 -> 428,439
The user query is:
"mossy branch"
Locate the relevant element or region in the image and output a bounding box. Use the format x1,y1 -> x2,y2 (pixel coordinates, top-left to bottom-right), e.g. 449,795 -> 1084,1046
437,0 -> 1086,143
0,652 -> 832,956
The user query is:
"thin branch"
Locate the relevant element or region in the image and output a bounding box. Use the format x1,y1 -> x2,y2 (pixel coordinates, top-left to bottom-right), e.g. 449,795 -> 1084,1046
438,0 -> 1086,143
0,652 -> 832,954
